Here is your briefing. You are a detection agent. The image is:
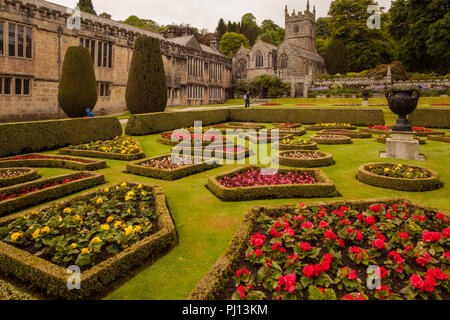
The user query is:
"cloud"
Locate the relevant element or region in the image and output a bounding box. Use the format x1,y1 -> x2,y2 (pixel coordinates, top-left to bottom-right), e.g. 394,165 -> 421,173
53,0 -> 393,32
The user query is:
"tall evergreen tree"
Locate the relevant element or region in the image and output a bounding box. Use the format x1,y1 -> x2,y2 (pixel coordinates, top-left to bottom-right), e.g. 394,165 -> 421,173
216,19 -> 227,40
77,0 -> 96,15
325,38 -> 348,74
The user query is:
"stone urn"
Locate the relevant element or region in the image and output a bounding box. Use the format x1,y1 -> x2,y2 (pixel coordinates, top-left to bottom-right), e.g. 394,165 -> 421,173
362,89 -> 370,101
385,89 -> 421,131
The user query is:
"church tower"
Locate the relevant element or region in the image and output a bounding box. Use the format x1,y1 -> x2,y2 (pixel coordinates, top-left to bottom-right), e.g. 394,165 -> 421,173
284,1 -> 317,52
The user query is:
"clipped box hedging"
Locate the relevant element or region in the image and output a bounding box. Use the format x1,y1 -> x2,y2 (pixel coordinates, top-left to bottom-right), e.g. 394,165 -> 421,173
126,155 -> 221,180
357,163 -> 441,192
188,198 -> 447,300
316,130 -> 372,139
268,127 -> 306,136
428,135 -> 450,143
0,172 -> 105,217
409,108 -> 450,128
0,154 -> 106,171
182,145 -> 251,161
229,108 -> 384,126
273,123 -> 302,129
310,135 -> 353,145
272,141 -> 318,151
59,141 -> 145,161
305,125 -> 357,131
125,109 -> 230,136
207,166 -> 337,201
278,151 -> 334,168
0,117 -> 123,158
240,133 -> 294,144
0,182 -> 177,299
0,168 -> 39,188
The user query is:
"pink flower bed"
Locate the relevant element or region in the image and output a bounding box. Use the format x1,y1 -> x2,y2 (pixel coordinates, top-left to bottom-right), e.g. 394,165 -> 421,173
219,167 -> 317,188
0,154 -> 96,164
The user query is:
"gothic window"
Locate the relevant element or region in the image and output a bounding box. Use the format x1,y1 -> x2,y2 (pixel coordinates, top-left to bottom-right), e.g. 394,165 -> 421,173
238,59 -> 247,73
255,51 -> 263,68
280,55 -> 288,69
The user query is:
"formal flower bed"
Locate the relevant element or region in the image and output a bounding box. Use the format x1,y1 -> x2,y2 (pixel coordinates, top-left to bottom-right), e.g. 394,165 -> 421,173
227,122 -> 265,129
428,135 -> 450,143
0,153 -> 106,171
185,145 -> 251,161
190,200 -> 449,300
0,183 -> 177,299
273,123 -> 302,129
269,127 -> 306,136
317,130 -> 372,139
59,137 -> 145,161
305,123 -> 356,131
208,166 -> 336,201
240,133 -> 293,144
278,151 -> 334,168
158,131 -> 226,147
0,168 -> 39,188
376,135 -> 427,145
127,155 -> 220,181
357,163 -> 441,192
361,126 -> 445,137
0,172 -> 105,217
274,138 -> 319,151
261,103 -> 282,106
310,135 -> 353,145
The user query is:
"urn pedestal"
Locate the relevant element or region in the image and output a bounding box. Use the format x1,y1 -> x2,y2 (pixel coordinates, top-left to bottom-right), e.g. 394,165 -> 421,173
379,131 -> 426,161
361,89 -> 370,106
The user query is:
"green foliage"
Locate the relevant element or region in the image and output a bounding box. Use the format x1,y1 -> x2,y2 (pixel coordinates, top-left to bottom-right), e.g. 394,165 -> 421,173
77,0 -> 96,15
316,17 -> 331,39
388,0 -> 409,41
219,32 -> 249,57
58,47 -> 98,118
328,0 -> 394,72
325,38 -> 348,74
126,36 -> 167,114
232,80 -> 248,96
216,18 -> 227,40
248,75 -> 290,99
124,15 -> 146,28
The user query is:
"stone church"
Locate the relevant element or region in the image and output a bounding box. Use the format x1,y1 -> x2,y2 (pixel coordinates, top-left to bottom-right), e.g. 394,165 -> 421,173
233,1 -> 325,97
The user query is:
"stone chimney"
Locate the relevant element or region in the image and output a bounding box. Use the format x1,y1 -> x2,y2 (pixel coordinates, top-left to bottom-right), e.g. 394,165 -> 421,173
99,12 -> 112,19
210,37 -> 219,51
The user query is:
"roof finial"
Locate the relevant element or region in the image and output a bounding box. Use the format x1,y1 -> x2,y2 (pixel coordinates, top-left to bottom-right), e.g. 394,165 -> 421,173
307,0 -> 310,11
313,5 -> 316,15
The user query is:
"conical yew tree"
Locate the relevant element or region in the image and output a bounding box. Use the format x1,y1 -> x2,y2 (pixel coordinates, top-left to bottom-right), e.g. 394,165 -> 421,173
126,36 -> 167,114
58,46 -> 98,118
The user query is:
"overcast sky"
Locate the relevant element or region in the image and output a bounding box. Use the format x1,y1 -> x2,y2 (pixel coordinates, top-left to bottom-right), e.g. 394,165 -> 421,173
52,0 -> 393,32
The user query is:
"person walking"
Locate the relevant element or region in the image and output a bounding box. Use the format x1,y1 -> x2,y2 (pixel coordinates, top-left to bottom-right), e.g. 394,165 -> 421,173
244,92 -> 251,108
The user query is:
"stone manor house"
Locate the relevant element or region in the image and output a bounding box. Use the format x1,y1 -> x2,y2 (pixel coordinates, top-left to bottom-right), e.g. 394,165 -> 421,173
0,0 -> 324,122
0,0 -> 232,122
233,1 -> 325,97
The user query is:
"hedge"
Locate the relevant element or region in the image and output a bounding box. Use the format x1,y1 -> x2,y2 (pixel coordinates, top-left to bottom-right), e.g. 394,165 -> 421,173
0,183 -> 177,300
228,108 -> 385,126
157,134 -> 224,148
207,166 -> 337,201
189,198 -> 447,300
125,109 -> 230,136
182,145 -> 251,161
272,142 -> 319,151
125,108 -> 385,136
428,135 -> 450,143
273,123 -> 302,129
316,130 -> 372,139
278,151 -> 335,168
0,278 -> 35,300
268,127 -> 306,136
409,108 -> 450,128
310,135 -> 353,145
0,172 -> 105,217
0,168 -> 39,188
0,154 -> 106,171
59,141 -> 145,161
305,125 -> 357,131
126,155 -> 221,180
240,133 -> 294,144
0,117 -> 123,158
357,163 -> 441,192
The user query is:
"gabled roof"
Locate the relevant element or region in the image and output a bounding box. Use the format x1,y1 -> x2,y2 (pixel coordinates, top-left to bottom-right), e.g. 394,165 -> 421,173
200,44 -> 223,56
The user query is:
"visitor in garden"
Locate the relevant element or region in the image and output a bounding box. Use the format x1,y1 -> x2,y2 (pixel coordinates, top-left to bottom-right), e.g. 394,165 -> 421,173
245,92 -> 251,108
86,108 -> 95,117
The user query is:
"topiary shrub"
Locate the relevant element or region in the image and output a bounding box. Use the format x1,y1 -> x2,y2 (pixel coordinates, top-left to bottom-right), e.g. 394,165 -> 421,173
58,47 -> 98,118
126,36 -> 167,114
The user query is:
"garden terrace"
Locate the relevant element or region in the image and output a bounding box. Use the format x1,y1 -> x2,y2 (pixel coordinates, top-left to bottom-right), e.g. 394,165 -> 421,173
0,168 -> 39,188
0,183 -> 176,299
310,135 -> 353,145
0,154 -> 106,171
0,172 -> 105,217
207,166 -> 337,201
357,163 -> 441,192
278,151 -> 335,168
316,130 -> 372,139
59,137 -> 145,161
189,199 -> 449,300
127,155 -> 221,181
428,135 -> 450,143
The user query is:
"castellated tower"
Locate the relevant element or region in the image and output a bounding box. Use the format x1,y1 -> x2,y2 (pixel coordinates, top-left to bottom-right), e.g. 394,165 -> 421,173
284,1 -> 317,52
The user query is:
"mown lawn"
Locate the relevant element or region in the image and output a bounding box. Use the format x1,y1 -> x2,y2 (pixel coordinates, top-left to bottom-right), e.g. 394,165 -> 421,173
8,99 -> 450,300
